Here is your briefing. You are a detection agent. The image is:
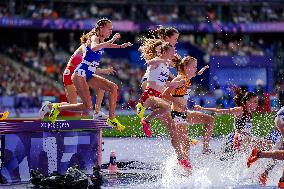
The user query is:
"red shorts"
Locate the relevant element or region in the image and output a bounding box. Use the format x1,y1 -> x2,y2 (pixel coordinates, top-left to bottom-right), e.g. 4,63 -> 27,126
63,66 -> 76,86
70,53 -> 83,68
62,54 -> 83,86
140,87 -> 161,105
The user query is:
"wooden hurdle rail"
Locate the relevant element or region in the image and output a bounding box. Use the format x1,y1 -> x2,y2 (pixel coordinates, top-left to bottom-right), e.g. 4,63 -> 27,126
0,118 -> 111,183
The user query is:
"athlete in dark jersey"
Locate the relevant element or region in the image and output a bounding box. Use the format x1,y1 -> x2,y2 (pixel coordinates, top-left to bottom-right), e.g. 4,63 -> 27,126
195,87 -> 272,152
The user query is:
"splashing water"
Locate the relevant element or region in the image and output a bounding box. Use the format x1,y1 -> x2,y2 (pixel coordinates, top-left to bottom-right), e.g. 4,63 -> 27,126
102,137 -> 281,189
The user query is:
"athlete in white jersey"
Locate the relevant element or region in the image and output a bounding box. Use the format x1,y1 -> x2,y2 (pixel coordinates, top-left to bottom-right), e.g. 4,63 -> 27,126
138,42 -> 181,138
194,87 -> 272,152
138,27 -> 179,116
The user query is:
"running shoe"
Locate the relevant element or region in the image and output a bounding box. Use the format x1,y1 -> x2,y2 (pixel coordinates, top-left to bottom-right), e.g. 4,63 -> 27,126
189,138 -> 198,145
177,159 -> 192,172
48,104 -> 60,123
106,118 -> 125,131
278,179 -> 284,188
259,173 -> 267,186
0,111 -> 9,120
141,118 -> 152,137
247,147 -> 260,168
136,102 -> 145,119
93,111 -> 108,120
39,101 -> 51,119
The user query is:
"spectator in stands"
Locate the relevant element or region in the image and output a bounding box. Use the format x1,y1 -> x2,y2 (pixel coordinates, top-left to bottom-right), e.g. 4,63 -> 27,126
214,84 -> 224,108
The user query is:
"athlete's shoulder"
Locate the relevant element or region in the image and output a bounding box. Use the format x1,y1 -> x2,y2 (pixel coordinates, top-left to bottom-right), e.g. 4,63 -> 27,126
146,57 -> 163,65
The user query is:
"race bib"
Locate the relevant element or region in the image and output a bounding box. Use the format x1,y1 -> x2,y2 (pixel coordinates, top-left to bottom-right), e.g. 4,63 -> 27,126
63,68 -> 70,75
76,69 -> 86,77
88,65 -> 97,73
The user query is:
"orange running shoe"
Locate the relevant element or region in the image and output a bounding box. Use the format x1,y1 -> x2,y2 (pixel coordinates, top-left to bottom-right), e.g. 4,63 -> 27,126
247,147 -> 260,168
259,173 -> 267,186
278,179 -> 284,189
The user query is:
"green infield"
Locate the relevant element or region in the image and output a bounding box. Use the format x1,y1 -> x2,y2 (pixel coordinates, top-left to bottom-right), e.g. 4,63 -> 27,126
102,113 -> 276,138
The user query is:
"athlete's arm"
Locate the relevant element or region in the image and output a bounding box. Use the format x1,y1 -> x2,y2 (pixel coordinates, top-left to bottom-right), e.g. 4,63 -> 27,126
193,105 -> 242,115
166,79 -> 185,88
197,65 -> 209,75
146,58 -> 171,65
95,67 -> 116,75
90,33 -> 120,51
106,42 -> 133,48
161,76 -> 185,107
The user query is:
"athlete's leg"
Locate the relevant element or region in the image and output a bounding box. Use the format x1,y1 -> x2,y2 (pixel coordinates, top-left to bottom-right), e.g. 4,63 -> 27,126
186,111 -> 215,153
59,75 -> 92,113
159,112 -> 182,158
88,75 -> 118,119
40,83 -> 78,119
88,75 -> 125,131
48,75 -> 92,122
175,123 -> 190,160
143,97 -> 170,122
94,89 -> 105,114
258,150 -> 284,160
65,84 -> 78,104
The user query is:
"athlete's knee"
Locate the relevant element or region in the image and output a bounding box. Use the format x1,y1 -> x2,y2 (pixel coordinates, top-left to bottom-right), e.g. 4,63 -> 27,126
110,83 -> 118,93
83,102 -> 93,112
205,115 -> 215,124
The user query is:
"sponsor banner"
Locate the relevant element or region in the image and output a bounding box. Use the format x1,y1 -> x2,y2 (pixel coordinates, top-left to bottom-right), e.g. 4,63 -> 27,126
209,56 -> 273,91
1,17 -> 284,32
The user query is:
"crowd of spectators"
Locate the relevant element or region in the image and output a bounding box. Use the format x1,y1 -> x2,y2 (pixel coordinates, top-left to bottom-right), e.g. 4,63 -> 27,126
182,34 -> 275,56
0,1 -> 284,23
202,38 -> 267,56
0,57 -> 61,97
0,56 -> 62,113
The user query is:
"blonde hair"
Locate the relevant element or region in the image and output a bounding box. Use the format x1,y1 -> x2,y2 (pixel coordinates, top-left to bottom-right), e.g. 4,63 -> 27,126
80,18 -> 112,44
173,55 -> 197,74
151,26 -> 179,40
139,39 -> 163,61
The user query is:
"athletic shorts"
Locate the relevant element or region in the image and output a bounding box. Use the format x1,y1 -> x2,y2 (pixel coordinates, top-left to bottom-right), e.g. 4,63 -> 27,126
70,53 -> 83,67
74,62 -> 97,81
171,110 -> 187,125
139,87 -> 161,105
63,66 -> 76,86
62,54 -> 83,86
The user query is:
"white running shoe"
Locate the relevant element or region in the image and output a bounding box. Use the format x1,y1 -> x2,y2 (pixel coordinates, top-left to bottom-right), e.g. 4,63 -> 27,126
93,111 -> 108,120
39,101 -> 52,119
